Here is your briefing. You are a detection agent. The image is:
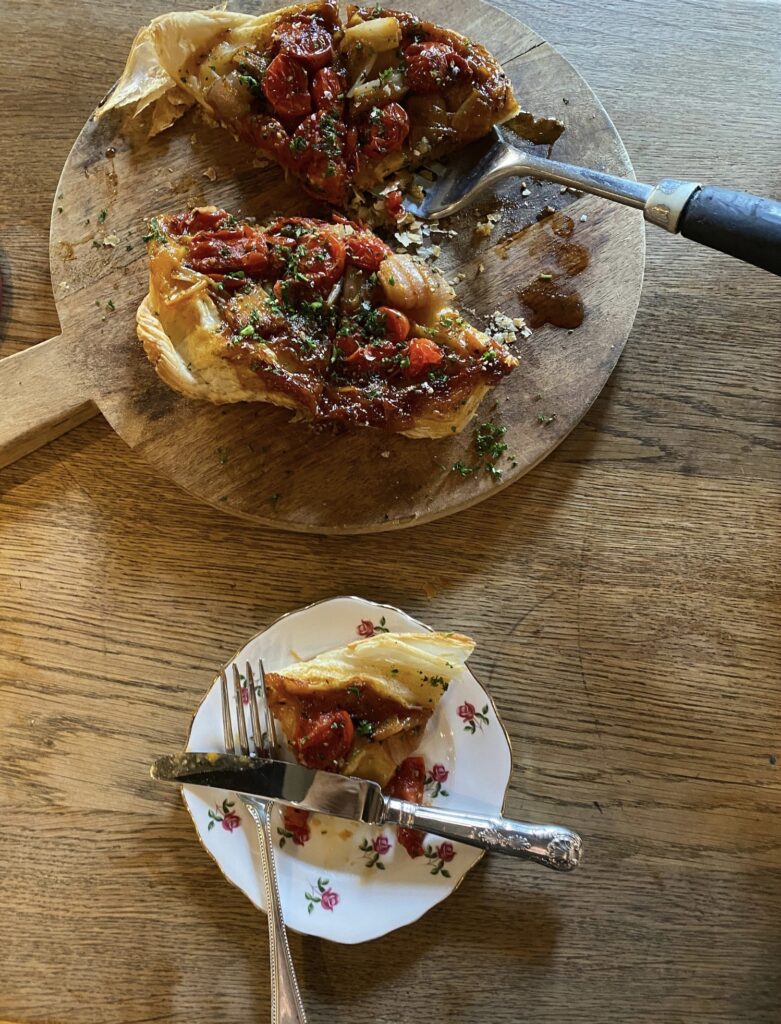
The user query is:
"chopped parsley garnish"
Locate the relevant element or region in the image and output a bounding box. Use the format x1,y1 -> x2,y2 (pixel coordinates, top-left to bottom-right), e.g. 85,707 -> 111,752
379,66 -> 395,83
537,412 -> 557,425
356,720 -> 374,737
346,685 -> 361,696
387,275 -> 396,286
475,421 -> 507,460
239,324 -> 255,337
290,136 -> 308,152
238,73 -> 263,98
106,298 -> 116,312
97,209 -> 107,224
452,461 -> 474,476
474,421 -> 512,480
142,218 -> 166,244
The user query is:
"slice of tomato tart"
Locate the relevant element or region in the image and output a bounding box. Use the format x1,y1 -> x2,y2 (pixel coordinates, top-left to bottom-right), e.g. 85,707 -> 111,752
264,630 -> 474,786
99,2 -> 519,205
137,206 -> 517,435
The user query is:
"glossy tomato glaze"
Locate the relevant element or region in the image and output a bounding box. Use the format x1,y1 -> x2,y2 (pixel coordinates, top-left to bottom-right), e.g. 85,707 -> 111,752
265,672 -> 429,767
159,208 -> 513,432
202,2 -> 515,205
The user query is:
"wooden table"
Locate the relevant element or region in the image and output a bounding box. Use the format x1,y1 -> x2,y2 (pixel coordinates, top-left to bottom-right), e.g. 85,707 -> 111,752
2,1 -> 780,1021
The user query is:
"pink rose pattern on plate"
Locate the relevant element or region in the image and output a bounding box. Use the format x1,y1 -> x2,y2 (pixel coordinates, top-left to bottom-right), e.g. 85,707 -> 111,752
359,833 -> 392,869
425,763 -> 450,799
424,841 -> 456,877
208,798 -> 241,832
457,701 -> 490,734
356,616 -> 390,638
305,877 -> 340,913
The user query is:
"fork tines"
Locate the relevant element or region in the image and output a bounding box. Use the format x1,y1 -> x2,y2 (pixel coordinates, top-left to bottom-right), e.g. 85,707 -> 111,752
219,660 -> 277,759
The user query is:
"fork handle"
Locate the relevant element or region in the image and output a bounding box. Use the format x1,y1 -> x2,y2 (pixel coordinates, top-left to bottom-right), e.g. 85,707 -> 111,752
243,799 -> 308,1024
385,798 -> 582,871
511,150 -> 781,275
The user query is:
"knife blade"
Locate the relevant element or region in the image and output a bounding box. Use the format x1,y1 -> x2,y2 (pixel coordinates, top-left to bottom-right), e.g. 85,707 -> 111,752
152,752 -> 583,871
152,751 -> 387,823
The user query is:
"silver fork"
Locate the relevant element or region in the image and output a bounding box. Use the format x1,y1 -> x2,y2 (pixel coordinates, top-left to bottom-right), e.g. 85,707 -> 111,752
404,125 -> 781,276
221,660 -> 307,1024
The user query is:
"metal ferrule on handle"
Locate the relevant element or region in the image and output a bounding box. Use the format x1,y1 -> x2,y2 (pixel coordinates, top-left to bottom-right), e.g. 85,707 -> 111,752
384,797 -> 583,872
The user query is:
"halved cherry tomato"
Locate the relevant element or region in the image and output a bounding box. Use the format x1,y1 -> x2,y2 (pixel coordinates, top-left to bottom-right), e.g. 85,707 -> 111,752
362,102 -> 410,158
404,42 -> 471,94
336,333 -> 362,357
294,710 -> 354,770
344,232 -> 391,272
343,340 -> 396,373
377,306 -> 410,342
270,229 -> 346,295
312,66 -> 346,114
188,230 -> 271,277
405,336 -> 444,378
384,189 -> 404,221
262,53 -> 311,120
387,757 -> 426,857
275,16 -> 333,71
167,208 -> 231,236
287,111 -> 349,205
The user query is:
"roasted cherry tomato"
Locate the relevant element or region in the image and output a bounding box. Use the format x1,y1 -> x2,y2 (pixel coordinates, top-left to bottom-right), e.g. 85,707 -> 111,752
336,333 -> 362,357
188,229 -> 271,277
384,189 -> 404,221
275,16 -> 333,71
166,207 -> 231,236
343,340 -> 396,372
262,53 -> 311,120
362,102 -> 410,158
287,111 -> 349,205
405,336 -> 444,377
377,306 -> 410,342
344,232 -> 391,272
294,710 -> 354,770
269,229 -> 346,296
404,41 -> 470,94
312,66 -> 346,114
387,757 -> 426,857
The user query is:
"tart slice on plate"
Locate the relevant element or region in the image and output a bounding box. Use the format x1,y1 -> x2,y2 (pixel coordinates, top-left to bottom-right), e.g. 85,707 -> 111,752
98,1 -> 519,205
138,206 -> 517,435
265,630 -> 474,784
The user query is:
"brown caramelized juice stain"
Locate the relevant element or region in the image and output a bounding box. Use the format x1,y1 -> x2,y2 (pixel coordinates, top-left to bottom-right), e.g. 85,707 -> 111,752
519,212 -> 590,329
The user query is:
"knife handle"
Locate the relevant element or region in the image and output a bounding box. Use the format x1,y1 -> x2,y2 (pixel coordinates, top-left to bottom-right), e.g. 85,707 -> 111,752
384,798 -> 582,872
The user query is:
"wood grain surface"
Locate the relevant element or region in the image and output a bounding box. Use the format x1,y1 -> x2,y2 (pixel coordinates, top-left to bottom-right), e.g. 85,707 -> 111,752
1,1 -> 780,1022
0,0 -> 646,532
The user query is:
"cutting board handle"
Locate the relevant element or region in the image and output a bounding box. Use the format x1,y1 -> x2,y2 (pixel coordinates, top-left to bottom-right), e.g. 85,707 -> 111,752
0,334 -> 97,470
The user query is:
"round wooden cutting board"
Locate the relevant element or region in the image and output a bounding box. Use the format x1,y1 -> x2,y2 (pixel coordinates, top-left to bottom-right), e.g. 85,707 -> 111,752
0,0 -> 644,533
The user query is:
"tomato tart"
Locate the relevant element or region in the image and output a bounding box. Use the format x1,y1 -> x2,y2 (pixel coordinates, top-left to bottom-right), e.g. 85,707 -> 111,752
265,630 -> 474,786
138,206 -> 517,435
99,2 -> 519,205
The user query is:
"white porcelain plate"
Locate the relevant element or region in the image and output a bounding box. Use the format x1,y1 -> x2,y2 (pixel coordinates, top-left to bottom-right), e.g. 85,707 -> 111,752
183,596 -> 512,944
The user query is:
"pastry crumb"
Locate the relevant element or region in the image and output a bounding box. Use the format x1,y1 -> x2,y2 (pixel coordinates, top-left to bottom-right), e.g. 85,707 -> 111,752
202,166 -> 217,181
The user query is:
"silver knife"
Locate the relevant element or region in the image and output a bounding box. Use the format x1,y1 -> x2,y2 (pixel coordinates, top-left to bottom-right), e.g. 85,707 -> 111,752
152,752 -> 582,872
